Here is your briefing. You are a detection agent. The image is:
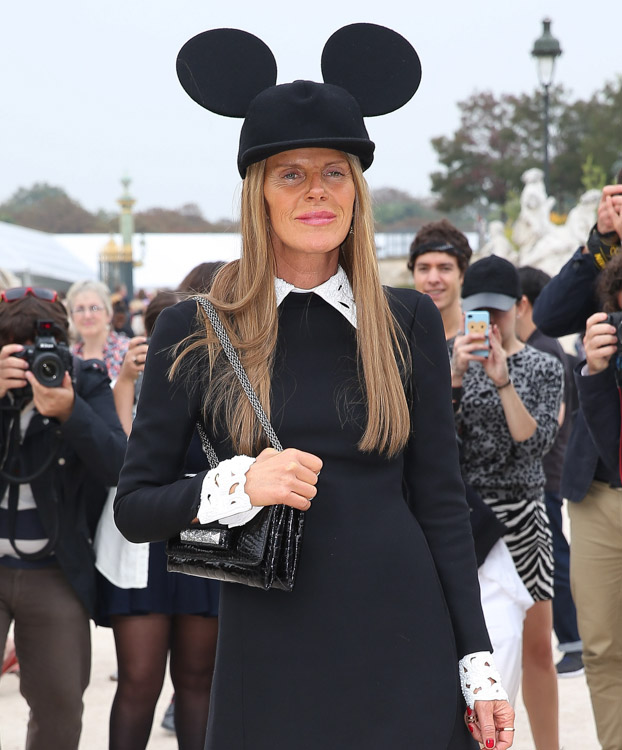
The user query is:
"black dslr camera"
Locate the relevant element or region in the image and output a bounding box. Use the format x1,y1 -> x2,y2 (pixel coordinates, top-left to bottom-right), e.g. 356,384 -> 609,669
607,311 -> 622,352
12,320 -> 73,400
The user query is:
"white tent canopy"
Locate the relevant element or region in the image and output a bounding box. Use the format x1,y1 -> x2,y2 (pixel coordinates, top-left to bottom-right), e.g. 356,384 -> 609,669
0,221 -> 93,291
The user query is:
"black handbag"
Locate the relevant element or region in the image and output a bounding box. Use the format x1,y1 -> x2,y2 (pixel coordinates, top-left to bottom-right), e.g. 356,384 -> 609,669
165,296 -> 304,591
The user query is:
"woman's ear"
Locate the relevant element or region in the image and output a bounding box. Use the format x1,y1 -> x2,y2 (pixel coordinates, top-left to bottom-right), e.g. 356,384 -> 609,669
516,294 -> 529,319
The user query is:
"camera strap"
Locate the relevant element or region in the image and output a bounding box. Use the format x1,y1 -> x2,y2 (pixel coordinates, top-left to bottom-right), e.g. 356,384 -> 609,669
6,482 -> 59,560
1,407 -> 61,560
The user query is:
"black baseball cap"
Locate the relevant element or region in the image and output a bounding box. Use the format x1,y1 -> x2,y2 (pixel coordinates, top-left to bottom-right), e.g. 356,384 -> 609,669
461,255 -> 521,312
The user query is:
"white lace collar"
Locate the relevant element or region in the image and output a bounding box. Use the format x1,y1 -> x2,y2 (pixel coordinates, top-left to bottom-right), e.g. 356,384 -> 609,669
274,266 -> 357,329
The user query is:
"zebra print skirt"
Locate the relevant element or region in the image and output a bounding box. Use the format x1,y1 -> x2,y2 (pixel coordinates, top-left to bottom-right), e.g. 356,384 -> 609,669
482,487 -> 553,602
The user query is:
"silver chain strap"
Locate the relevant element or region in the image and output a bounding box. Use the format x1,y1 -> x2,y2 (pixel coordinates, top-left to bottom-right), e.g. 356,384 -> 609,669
193,295 -> 283,468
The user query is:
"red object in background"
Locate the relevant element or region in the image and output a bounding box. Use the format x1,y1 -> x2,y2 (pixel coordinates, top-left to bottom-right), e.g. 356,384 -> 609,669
1,640 -> 19,676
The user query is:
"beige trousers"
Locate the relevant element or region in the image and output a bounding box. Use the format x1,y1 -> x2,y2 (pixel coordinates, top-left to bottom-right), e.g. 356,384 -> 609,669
569,481 -> 622,750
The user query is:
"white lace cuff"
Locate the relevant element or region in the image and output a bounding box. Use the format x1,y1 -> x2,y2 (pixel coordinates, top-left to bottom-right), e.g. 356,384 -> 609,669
197,455 -> 260,527
459,651 -> 508,708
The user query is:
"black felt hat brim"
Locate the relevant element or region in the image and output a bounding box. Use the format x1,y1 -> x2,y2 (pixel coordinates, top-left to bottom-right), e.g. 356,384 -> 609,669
240,137 -> 375,176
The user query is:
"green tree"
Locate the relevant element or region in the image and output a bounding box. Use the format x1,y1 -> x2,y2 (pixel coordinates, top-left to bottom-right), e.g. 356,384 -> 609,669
134,203 -> 237,233
0,183 -> 110,232
0,186 -> 239,234
431,78 -> 622,213
371,187 -> 473,231
430,88 -> 566,211
581,155 -> 607,192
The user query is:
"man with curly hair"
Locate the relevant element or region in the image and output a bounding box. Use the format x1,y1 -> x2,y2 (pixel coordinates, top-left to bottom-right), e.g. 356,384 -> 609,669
408,219 -> 472,340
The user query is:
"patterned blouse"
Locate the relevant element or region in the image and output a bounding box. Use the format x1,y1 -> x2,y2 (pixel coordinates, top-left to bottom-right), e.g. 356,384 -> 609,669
72,331 -> 129,381
455,344 -> 564,494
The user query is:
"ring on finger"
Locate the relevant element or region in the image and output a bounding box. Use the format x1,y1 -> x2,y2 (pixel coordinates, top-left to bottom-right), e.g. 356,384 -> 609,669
501,727 -> 515,732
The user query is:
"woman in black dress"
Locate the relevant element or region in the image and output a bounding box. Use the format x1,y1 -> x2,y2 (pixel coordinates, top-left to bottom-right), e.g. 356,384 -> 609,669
115,24 -> 514,750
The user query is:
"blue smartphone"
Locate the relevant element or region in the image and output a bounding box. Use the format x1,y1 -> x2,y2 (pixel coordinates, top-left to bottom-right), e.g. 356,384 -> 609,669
465,310 -> 490,358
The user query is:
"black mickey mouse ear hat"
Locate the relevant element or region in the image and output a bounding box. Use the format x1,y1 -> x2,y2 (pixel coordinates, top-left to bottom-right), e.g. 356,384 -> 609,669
176,23 -> 422,178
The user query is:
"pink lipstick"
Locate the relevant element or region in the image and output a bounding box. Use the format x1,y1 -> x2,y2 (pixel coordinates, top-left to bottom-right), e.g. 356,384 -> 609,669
296,211 -> 336,225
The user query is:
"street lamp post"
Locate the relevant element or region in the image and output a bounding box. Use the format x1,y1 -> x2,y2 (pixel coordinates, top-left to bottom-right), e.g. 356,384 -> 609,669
531,18 -> 562,194
116,176 -> 136,300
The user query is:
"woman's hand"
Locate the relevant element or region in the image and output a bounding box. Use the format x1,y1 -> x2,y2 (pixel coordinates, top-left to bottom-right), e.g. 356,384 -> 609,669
117,336 -> 149,384
244,447 -> 323,511
584,312 -> 617,375
482,325 -> 510,387
465,700 -> 515,749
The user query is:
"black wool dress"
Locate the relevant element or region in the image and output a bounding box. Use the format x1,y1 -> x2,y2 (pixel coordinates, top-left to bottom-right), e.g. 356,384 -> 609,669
115,288 -> 491,750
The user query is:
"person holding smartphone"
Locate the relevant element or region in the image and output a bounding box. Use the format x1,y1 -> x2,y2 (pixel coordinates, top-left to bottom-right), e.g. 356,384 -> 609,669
452,255 -> 564,750
410,222 -> 533,705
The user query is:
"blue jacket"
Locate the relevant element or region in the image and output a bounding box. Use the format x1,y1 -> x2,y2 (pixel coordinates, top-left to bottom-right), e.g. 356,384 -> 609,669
533,248 -> 621,500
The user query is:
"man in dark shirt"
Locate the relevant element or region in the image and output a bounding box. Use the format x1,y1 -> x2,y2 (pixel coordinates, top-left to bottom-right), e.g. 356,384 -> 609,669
516,266 -> 583,678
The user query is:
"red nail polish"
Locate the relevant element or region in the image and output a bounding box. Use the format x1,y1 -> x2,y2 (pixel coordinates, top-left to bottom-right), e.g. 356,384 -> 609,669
466,707 -> 473,716
486,740 -> 494,748
468,725 -> 474,734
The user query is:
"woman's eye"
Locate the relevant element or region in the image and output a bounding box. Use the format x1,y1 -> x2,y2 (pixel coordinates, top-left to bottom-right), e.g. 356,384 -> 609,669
325,170 -> 345,178
281,172 -> 300,180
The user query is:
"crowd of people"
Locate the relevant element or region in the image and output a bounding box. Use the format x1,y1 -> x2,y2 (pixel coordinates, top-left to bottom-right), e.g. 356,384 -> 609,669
1,20 -> 621,750
406,182 -> 622,750
0,267 -> 225,750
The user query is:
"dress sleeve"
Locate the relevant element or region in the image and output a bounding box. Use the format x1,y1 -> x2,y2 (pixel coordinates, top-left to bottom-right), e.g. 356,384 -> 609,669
401,292 -> 491,658
511,353 -> 564,457
114,302 -> 206,543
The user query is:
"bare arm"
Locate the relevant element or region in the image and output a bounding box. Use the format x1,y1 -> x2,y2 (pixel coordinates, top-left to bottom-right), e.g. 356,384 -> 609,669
484,328 -> 537,442
112,336 -> 148,436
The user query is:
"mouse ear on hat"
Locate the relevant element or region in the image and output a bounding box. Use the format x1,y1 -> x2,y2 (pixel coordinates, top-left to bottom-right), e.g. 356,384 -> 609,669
321,23 -> 422,117
176,29 -> 277,118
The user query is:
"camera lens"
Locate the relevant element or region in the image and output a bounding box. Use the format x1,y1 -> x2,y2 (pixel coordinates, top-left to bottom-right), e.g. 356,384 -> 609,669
32,354 -> 64,387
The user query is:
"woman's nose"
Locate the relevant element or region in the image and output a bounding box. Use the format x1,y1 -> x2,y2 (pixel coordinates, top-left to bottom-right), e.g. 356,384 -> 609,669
306,171 -> 326,197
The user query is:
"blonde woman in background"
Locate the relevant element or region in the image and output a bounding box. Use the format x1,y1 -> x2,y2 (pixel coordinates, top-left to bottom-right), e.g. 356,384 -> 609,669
66,280 -> 129,381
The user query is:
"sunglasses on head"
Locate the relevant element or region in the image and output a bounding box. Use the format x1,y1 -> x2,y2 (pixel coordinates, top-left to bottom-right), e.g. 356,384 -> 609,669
1,287 -> 58,304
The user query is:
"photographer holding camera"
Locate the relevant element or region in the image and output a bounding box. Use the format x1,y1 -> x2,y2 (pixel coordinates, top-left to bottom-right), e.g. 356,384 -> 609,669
533,183 -> 622,750
0,287 -> 126,750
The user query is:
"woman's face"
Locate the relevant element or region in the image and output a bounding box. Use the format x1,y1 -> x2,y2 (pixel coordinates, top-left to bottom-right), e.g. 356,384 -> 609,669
263,148 -> 355,271
70,290 -> 110,339
487,305 -> 517,346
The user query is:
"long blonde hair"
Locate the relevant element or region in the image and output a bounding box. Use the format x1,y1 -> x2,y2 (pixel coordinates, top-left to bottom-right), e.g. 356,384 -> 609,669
170,153 -> 411,457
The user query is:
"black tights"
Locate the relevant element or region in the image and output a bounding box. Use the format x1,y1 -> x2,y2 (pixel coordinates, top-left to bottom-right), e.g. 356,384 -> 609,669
109,613 -> 218,750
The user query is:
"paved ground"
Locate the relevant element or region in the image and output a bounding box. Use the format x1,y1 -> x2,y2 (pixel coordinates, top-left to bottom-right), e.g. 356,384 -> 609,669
0,624 -> 599,750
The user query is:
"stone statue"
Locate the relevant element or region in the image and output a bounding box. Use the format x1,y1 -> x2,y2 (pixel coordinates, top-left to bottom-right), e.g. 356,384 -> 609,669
478,220 -> 517,263
520,189 -> 600,276
511,168 -> 556,260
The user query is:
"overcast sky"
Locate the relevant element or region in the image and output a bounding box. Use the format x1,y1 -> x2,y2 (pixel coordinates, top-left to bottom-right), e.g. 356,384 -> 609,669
3,0 -> 622,222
